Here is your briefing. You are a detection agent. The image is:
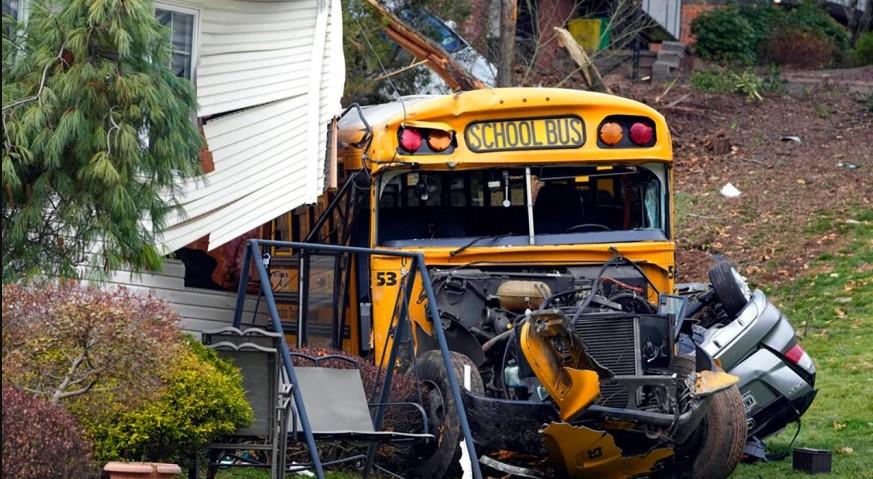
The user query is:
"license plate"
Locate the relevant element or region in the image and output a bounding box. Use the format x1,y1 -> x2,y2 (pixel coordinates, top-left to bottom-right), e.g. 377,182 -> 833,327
465,116 -> 585,152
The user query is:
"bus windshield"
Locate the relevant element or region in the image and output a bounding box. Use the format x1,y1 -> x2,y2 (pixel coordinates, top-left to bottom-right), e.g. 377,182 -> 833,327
376,164 -> 668,247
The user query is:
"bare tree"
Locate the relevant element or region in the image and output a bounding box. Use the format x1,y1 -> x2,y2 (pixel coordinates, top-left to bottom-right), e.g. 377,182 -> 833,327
843,0 -> 865,45
497,0 -> 518,87
861,0 -> 873,36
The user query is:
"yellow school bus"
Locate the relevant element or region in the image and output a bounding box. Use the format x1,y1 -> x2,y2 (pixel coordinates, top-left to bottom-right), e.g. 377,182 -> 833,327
329,88 -> 745,479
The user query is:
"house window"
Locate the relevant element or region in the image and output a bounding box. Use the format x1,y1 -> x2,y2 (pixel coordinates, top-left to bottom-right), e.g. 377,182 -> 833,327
2,0 -> 19,19
155,4 -> 197,80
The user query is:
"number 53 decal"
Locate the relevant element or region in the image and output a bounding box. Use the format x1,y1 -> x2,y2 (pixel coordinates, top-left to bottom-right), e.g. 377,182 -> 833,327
376,271 -> 398,286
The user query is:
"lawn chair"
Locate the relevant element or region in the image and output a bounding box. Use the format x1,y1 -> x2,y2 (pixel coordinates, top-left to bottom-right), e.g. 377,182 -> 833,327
201,327 -> 291,478
287,353 -> 432,446
202,328 -> 433,479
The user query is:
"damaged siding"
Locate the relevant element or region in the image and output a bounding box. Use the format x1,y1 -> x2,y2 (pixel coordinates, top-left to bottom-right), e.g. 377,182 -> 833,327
89,260 -> 268,335
158,0 -> 345,253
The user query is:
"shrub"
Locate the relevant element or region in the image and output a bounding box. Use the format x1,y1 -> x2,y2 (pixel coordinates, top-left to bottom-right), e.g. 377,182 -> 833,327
782,1 -> 849,54
691,69 -> 735,93
2,384 -> 96,479
2,283 -> 252,466
691,68 -> 777,101
853,32 -> 873,66
700,2 -> 849,67
737,2 -> 786,51
2,282 -> 181,414
84,337 -> 253,464
691,8 -> 758,64
763,28 -> 835,68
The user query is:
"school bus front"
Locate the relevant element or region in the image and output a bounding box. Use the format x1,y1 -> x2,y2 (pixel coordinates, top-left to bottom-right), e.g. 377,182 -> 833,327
337,88 -> 745,479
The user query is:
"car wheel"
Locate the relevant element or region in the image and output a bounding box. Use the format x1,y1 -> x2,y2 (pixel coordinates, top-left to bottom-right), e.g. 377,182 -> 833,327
409,350 -> 483,479
709,262 -> 752,317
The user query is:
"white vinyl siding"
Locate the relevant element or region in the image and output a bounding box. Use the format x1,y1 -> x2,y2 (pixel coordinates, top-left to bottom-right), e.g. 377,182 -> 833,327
87,260 -> 268,335
156,0 -> 345,253
195,0 -> 319,118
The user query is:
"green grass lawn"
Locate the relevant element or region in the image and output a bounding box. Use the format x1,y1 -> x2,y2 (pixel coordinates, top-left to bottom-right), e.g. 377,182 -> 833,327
733,208 -> 873,479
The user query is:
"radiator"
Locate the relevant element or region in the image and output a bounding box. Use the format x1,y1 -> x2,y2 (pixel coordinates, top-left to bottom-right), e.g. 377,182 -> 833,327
573,313 -> 641,408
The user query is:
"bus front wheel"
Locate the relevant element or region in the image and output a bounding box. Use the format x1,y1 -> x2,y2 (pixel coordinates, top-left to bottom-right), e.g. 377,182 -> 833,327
410,350 -> 483,479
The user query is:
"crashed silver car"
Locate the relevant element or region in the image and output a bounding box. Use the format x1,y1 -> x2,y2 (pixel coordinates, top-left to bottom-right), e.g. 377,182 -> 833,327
680,262 -> 817,458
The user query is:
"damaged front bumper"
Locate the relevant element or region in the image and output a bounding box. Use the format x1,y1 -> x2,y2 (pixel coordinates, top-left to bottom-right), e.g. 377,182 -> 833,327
463,369 -> 738,478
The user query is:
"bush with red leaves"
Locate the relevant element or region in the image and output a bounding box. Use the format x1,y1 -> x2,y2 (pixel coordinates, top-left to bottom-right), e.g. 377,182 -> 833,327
1,282 -> 182,415
763,28 -> 835,69
2,384 -> 97,479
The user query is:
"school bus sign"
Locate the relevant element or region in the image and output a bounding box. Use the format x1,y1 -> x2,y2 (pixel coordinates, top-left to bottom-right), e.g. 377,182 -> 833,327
464,115 -> 585,152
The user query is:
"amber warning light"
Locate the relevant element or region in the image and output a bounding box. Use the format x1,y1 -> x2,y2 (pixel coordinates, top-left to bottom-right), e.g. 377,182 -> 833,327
599,122 -> 623,146
598,117 -> 656,147
427,129 -> 452,152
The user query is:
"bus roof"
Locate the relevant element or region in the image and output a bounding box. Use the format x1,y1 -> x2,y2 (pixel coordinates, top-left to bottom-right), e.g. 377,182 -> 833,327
338,88 -> 672,168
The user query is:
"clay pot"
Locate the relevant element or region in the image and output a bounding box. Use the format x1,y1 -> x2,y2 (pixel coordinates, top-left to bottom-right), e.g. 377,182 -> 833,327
103,462 -> 182,479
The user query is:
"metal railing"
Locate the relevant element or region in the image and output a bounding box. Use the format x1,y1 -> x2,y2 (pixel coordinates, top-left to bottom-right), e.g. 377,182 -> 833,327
231,239 -> 483,479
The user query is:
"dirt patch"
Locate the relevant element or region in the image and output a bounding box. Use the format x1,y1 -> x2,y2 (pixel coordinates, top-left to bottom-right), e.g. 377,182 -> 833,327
613,76 -> 873,284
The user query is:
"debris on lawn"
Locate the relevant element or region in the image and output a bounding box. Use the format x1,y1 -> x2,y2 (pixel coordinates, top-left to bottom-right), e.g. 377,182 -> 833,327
553,27 -> 611,94
780,135 -> 802,143
720,183 -> 742,198
837,161 -> 861,170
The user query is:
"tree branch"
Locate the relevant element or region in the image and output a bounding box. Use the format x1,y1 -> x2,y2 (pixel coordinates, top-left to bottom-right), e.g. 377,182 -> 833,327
1,39 -> 69,112
53,380 -> 97,401
50,349 -> 88,404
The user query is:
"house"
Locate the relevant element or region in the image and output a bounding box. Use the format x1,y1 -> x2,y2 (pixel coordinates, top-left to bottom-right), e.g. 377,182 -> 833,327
2,0 -> 346,335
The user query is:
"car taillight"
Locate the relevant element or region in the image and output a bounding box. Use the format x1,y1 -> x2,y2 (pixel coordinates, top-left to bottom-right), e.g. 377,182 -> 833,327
629,122 -> 654,145
599,122 -> 623,146
399,127 -> 423,153
785,342 -> 815,374
785,344 -> 805,364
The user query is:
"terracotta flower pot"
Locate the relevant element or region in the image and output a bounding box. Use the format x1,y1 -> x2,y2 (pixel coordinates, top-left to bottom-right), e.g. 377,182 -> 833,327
103,462 -> 182,479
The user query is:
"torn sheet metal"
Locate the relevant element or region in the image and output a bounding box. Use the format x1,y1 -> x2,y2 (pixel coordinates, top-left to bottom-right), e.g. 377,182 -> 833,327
542,422 -> 673,478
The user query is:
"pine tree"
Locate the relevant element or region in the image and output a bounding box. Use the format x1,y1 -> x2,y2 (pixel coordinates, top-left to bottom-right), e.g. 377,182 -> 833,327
1,0 -> 202,281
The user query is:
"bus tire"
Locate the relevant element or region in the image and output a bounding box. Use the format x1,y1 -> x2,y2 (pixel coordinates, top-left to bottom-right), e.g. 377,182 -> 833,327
411,350 -> 483,479
674,385 -> 748,479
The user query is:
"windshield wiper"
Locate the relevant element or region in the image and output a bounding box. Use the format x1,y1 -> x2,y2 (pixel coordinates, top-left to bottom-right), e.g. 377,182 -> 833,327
450,233 -> 511,257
